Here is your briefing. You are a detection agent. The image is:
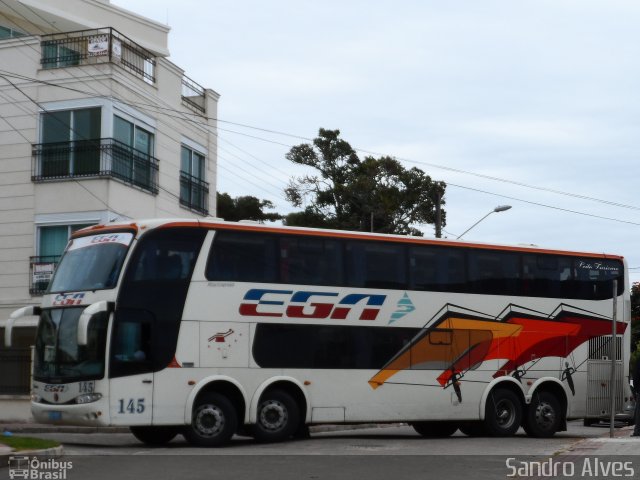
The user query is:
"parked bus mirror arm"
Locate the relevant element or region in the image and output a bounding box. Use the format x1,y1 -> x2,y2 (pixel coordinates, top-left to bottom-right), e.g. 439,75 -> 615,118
77,301 -> 114,346
4,306 -> 41,347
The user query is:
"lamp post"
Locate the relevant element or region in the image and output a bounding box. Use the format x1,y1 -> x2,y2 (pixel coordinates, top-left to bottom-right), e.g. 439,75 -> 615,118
456,205 -> 512,240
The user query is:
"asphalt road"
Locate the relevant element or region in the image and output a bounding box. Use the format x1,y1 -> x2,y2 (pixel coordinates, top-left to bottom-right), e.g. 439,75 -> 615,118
3,422 -> 636,480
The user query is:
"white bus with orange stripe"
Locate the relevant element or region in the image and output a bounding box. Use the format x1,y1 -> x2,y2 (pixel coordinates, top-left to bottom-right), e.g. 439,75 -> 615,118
5,219 -> 634,445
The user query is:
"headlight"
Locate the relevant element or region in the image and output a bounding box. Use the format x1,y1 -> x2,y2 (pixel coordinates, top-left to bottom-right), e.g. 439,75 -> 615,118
31,394 -> 42,403
75,393 -> 102,404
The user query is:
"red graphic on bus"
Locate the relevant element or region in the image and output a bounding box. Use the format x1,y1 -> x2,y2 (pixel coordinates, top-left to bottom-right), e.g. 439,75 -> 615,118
208,329 -> 234,343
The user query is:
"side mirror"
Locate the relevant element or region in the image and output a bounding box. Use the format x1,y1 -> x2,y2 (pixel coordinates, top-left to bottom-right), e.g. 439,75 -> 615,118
77,301 -> 114,346
4,306 -> 41,347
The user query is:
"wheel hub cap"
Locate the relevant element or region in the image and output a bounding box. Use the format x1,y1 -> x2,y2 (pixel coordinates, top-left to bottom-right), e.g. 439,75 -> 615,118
260,400 -> 287,431
195,405 -> 224,437
535,402 -> 556,428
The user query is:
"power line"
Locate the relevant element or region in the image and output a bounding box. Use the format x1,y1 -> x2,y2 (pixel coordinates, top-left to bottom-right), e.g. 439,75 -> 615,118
447,183 -> 640,227
3,6 -> 640,229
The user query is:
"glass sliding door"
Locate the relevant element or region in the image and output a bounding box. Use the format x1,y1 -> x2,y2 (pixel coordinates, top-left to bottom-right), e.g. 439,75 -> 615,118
73,108 -> 102,175
113,115 -> 154,189
40,108 -> 101,177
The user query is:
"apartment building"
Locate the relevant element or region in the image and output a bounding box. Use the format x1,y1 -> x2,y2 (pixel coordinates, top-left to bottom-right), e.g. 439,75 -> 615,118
0,0 -> 219,403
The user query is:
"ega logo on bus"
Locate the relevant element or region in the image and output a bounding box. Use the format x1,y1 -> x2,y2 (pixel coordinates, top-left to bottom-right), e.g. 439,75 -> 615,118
239,289 -> 386,321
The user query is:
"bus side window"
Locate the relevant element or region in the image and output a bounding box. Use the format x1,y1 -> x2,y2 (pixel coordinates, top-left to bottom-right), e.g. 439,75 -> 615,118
408,246 -> 437,291
279,236 -> 343,286
346,241 -> 407,289
207,231 -> 277,283
468,250 -> 520,295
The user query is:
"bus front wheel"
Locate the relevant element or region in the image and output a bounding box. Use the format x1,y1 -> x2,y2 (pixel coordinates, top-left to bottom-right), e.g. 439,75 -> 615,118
184,392 -> 238,447
524,391 -> 561,438
484,388 -> 522,437
412,421 -> 458,437
458,422 -> 486,437
253,389 -> 300,443
130,426 -> 180,445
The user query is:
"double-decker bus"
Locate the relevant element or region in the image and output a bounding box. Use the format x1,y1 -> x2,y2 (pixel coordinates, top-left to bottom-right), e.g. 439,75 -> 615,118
5,219 -> 634,446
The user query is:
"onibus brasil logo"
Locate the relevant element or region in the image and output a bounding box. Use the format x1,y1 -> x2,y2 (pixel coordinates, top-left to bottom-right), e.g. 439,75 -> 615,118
8,456 -> 72,480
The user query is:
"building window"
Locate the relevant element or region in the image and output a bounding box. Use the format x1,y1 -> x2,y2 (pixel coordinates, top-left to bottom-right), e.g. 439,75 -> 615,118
31,224 -> 94,295
180,145 -> 209,214
39,107 -> 101,177
0,24 -> 26,40
41,41 -> 80,68
113,115 -> 155,190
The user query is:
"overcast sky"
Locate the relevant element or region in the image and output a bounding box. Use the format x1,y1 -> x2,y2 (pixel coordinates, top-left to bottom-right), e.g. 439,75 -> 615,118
113,0 -> 640,281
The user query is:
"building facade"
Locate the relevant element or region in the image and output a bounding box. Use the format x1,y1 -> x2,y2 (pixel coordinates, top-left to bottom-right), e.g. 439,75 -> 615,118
0,0 -> 219,402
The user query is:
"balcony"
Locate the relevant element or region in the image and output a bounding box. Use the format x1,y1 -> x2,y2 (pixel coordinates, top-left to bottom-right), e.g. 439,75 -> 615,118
32,138 -> 159,194
181,75 -> 206,114
179,171 -> 209,215
40,27 -> 156,84
29,255 -> 60,295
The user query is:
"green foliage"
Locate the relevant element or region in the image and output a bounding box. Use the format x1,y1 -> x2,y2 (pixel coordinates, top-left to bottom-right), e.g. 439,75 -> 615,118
0,436 -> 59,451
284,128 -> 446,236
217,192 -> 283,223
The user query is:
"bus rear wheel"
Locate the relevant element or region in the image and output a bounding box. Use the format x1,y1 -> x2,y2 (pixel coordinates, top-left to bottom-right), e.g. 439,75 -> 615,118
130,426 -> 180,445
484,388 -> 522,437
412,421 -> 458,437
183,392 -> 237,447
253,389 -> 300,443
524,391 -> 561,438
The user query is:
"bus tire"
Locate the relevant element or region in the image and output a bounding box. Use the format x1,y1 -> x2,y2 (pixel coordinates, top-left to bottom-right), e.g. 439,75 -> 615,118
524,391 -> 561,438
484,388 -> 522,437
130,426 -> 180,445
458,422 -> 486,437
183,392 -> 237,447
412,421 -> 458,437
253,389 -> 300,443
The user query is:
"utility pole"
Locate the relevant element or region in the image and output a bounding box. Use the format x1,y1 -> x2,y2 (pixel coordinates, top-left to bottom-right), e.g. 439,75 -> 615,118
610,279 -> 618,438
435,191 -> 442,238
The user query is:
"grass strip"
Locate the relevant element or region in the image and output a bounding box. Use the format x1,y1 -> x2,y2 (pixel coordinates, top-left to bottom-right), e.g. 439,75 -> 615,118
0,436 -> 60,451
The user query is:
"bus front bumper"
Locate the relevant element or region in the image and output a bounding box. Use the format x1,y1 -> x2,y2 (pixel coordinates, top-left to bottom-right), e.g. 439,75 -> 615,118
31,399 -> 109,427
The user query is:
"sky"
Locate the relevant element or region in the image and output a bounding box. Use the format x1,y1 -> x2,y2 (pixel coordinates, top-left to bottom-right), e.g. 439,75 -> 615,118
113,0 -> 640,282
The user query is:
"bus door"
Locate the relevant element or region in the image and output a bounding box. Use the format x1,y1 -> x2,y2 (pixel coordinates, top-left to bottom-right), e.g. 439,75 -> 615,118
108,308 -> 155,425
109,227 -> 208,426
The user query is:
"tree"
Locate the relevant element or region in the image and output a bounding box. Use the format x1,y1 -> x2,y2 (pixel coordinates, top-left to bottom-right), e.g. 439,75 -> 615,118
216,192 -> 282,223
284,128 -> 446,236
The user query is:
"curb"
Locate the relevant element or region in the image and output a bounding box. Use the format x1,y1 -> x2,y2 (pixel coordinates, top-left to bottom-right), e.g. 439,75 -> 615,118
1,445 -> 64,469
556,424 -> 636,456
3,425 -> 129,434
310,423 -> 404,433
2,423 -> 400,435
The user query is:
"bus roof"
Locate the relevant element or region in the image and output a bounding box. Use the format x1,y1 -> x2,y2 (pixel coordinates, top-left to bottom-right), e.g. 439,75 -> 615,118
73,218 -> 625,261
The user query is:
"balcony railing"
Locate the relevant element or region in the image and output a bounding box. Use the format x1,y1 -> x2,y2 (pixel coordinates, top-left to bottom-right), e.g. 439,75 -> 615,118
40,27 -> 156,84
181,75 -> 206,113
32,138 -> 159,194
29,255 -> 60,295
179,171 -> 209,215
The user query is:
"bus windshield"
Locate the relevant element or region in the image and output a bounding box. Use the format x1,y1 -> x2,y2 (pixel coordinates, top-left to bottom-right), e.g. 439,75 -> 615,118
48,232 -> 133,293
33,307 -> 108,382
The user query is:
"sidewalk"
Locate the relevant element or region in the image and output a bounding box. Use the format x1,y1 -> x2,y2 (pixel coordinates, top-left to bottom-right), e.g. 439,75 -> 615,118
560,424 -> 640,456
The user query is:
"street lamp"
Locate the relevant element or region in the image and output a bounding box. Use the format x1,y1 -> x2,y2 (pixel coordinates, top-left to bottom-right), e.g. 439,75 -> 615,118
456,205 -> 512,239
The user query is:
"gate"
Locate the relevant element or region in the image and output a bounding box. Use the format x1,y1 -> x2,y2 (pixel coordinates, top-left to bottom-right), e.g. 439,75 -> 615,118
0,348 -> 32,395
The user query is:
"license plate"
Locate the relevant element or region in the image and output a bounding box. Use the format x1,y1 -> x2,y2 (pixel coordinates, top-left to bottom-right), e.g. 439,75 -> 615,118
48,411 -> 62,421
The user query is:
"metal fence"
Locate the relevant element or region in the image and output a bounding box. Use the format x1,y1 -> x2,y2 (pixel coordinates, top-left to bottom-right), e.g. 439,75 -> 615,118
40,27 -> 156,84
181,75 -> 206,113
179,171 -> 209,215
32,138 -> 159,194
